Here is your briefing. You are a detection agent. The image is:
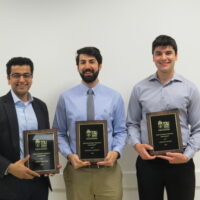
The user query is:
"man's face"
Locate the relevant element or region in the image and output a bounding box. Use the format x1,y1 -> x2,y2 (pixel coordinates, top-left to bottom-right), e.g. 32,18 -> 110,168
77,54 -> 101,83
7,65 -> 32,101
153,46 -> 177,74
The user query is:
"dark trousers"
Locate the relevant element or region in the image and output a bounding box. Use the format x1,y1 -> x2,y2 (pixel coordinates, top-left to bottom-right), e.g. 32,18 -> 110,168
136,156 -> 195,200
0,176 -> 49,200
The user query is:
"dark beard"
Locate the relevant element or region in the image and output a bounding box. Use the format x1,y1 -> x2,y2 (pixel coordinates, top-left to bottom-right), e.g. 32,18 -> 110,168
79,69 -> 99,83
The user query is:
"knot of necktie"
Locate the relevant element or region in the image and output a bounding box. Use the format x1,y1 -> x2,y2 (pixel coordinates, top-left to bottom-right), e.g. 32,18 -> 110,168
87,88 -> 94,95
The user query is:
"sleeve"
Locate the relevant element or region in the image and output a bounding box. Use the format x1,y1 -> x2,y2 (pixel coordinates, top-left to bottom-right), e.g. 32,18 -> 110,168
111,95 -> 127,157
0,156 -> 11,178
126,86 -> 142,147
184,85 -> 200,159
0,99 -> 12,178
52,95 -> 72,158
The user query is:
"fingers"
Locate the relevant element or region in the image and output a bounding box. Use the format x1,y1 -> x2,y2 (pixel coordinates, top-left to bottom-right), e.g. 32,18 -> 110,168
166,152 -> 180,157
156,153 -> 177,161
21,167 -> 40,179
97,152 -> 118,167
8,155 -> 40,179
157,152 -> 189,164
135,144 -> 156,160
97,160 -> 107,165
20,155 -> 40,178
18,155 -> 30,165
73,161 -> 90,169
156,155 -> 173,161
21,173 -> 35,179
57,164 -> 62,169
143,144 -> 154,150
68,154 -> 90,169
27,169 -> 40,178
135,143 -> 153,152
143,152 -> 156,160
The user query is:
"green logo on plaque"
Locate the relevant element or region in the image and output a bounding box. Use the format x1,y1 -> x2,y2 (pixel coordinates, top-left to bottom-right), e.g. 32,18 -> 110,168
158,120 -> 170,131
35,140 -> 48,150
86,129 -> 98,140
35,139 -> 40,148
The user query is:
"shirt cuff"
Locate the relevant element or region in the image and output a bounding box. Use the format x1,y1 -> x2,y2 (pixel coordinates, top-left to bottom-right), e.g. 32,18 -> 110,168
184,147 -> 196,159
4,167 -> 9,175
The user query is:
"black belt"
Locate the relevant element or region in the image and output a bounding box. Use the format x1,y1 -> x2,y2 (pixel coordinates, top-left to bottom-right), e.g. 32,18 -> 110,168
82,164 -> 106,168
69,162 -> 107,168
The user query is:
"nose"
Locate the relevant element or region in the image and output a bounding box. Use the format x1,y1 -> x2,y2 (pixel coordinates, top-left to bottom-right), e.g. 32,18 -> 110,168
161,53 -> 167,60
19,75 -> 25,82
85,61 -> 92,69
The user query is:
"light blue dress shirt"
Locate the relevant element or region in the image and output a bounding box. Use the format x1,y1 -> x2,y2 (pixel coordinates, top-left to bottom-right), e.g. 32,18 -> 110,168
53,82 -> 127,158
127,73 -> 200,159
11,90 -> 38,159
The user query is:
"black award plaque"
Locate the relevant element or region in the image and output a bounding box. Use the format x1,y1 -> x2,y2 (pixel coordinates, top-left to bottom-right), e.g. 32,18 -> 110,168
76,120 -> 108,162
146,110 -> 183,155
24,129 -> 59,174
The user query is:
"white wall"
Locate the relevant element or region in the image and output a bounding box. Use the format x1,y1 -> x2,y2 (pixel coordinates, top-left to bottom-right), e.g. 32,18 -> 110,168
1,0 -> 200,199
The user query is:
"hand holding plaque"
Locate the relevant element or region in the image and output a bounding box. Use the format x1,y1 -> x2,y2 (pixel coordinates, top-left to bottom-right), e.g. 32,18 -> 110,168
24,129 -> 59,174
76,120 -> 108,162
146,110 -> 183,155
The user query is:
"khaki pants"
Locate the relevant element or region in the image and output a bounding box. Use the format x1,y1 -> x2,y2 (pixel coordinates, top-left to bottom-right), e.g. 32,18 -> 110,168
63,162 -> 123,200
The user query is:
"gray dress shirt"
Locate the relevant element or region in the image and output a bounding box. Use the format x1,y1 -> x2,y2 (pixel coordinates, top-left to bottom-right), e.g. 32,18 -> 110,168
127,73 -> 200,159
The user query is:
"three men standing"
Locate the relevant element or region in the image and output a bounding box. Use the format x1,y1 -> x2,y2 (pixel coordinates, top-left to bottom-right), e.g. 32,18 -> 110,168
1,37 -> 200,200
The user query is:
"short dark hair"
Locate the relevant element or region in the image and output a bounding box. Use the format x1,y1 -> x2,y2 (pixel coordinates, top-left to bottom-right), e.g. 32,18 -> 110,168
152,35 -> 177,55
6,57 -> 34,76
76,47 -> 102,65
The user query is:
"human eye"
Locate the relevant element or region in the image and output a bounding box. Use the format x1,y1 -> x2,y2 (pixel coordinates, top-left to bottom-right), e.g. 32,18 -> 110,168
11,73 -> 20,78
89,59 -> 96,64
23,73 -> 32,78
80,60 -> 86,65
154,51 -> 162,56
166,51 -> 173,55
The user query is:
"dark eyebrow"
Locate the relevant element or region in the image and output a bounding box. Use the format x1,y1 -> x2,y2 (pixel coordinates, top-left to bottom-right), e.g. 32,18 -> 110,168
79,59 -> 86,62
89,59 -> 96,62
79,59 -> 96,62
154,51 -> 162,54
165,50 -> 173,53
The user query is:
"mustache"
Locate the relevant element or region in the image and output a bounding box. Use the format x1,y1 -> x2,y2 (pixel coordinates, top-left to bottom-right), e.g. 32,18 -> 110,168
16,83 -> 28,86
83,69 -> 94,73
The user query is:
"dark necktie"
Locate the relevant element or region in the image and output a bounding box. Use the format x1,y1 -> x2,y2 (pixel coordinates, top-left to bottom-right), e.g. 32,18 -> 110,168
87,88 -> 94,120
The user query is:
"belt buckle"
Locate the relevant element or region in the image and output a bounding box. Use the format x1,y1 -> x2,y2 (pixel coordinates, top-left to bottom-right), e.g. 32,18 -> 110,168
90,162 -> 99,168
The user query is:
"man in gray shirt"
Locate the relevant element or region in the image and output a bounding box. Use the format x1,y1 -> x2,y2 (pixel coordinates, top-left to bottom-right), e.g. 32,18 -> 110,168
127,35 -> 200,200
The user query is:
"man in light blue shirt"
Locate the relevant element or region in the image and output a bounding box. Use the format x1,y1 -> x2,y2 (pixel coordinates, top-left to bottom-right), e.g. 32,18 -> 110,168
0,57 -> 51,200
53,47 -> 127,200
127,35 -> 200,200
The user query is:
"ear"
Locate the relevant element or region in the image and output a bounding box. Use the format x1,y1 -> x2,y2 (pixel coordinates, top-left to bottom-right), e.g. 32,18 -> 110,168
152,55 -> 155,62
175,53 -> 178,61
7,76 -> 11,85
98,64 -> 102,71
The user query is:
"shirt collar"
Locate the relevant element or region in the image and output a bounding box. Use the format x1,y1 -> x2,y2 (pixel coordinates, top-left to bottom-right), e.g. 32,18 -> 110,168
11,90 -> 33,104
148,72 -> 183,83
79,82 -> 101,95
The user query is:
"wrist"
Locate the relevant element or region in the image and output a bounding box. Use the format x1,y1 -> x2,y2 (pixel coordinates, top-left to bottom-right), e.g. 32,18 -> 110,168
7,163 -> 14,174
134,143 -> 141,151
183,154 -> 189,162
113,151 -> 118,158
67,153 -> 74,161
